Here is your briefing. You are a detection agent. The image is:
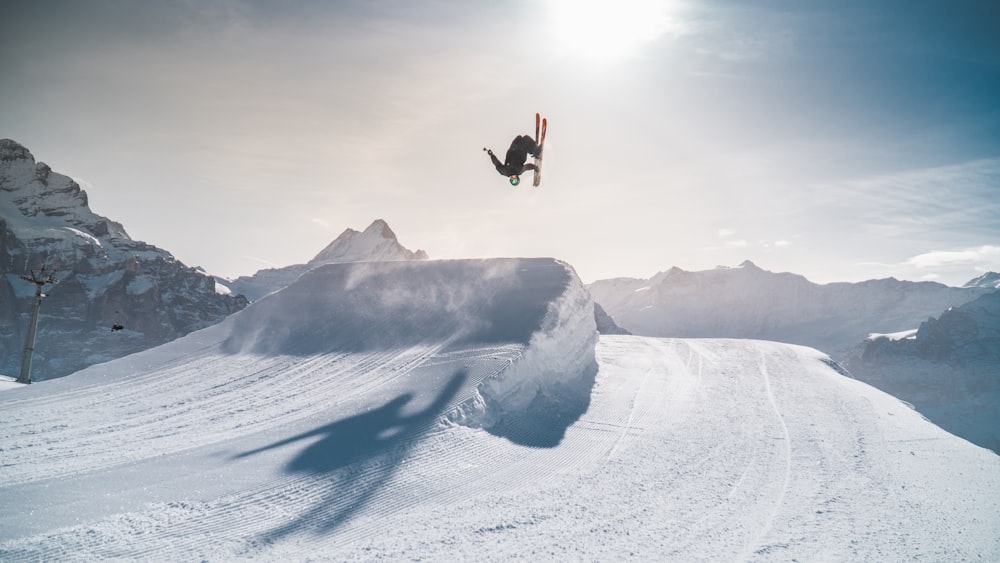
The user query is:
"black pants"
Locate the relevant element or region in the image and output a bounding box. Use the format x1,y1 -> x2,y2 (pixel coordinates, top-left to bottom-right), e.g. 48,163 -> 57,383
509,135 -> 538,156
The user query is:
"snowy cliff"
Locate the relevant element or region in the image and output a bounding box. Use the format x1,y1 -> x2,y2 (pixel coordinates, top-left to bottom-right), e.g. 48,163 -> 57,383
845,290 -> 1000,453
588,260 -> 992,359
0,139 -> 247,380
221,219 -> 427,301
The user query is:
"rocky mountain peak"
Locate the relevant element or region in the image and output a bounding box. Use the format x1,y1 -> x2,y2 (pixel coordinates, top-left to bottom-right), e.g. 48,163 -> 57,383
364,218 -> 395,239
0,139 -> 127,240
308,219 -> 427,267
1,139 -> 247,381
225,219 -> 428,302
0,138 -> 33,162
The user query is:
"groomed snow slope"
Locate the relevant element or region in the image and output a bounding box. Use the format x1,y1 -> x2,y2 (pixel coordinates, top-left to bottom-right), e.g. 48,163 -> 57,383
2,259 -> 998,561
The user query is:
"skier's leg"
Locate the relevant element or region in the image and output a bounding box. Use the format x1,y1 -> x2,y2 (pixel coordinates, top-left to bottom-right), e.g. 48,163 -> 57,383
513,135 -> 539,156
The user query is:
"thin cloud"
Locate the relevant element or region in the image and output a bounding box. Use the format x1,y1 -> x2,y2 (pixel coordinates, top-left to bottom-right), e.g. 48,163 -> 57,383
905,245 -> 1000,269
799,157 -> 1000,240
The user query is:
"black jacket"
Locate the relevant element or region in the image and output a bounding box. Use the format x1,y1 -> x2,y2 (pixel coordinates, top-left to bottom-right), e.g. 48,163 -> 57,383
489,135 -> 538,176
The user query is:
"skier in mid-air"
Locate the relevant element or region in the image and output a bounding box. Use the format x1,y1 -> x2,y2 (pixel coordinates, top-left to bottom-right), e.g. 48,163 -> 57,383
483,135 -> 540,186
484,113 -> 548,187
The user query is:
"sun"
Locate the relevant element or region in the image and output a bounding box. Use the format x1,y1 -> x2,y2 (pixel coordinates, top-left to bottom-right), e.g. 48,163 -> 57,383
547,0 -> 679,62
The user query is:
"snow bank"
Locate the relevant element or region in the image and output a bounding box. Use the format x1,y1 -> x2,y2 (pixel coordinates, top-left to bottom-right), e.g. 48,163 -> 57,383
221,257 -> 598,444
0,375 -> 24,392
446,263 -> 599,446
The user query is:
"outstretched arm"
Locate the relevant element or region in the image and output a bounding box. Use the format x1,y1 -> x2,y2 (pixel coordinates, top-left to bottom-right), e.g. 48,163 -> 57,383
484,148 -> 504,172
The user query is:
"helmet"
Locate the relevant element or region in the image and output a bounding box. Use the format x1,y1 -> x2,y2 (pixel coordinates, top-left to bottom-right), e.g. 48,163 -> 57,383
509,175 -> 520,186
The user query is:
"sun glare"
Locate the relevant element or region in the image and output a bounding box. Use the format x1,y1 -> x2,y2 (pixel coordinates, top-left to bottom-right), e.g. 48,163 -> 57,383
548,0 -> 678,62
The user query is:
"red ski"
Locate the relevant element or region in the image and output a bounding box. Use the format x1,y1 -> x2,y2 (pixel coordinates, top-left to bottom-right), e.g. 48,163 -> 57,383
533,114 -> 547,187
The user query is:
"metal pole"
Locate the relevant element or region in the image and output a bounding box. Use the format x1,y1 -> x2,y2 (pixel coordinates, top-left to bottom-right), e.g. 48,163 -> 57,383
17,267 -> 57,385
17,283 -> 44,384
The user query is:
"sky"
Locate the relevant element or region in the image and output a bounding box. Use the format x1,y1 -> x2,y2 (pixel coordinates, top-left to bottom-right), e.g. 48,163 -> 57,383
1,0 -> 999,286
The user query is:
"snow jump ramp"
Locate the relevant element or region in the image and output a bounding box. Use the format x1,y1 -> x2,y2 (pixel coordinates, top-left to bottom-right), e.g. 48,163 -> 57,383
220,257 -> 599,446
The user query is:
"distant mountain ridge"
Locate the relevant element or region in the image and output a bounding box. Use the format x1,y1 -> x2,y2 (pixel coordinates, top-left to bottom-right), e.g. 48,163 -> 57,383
964,271 -> 1000,289
588,260 -> 993,360
0,138 -> 247,380
221,219 -> 428,301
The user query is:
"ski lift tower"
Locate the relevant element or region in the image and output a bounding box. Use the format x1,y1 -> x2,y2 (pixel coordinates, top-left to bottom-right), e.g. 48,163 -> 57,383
17,266 -> 57,384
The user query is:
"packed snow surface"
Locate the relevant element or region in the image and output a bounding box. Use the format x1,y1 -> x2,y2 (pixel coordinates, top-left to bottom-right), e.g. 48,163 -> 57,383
0,375 -> 20,392
2,258 -> 998,561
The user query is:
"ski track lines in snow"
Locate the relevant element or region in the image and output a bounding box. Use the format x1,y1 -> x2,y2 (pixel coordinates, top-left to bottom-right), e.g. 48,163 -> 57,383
3,338 -> 1000,560
0,344 -> 448,486
0,340 -> 520,556
741,348 -> 793,560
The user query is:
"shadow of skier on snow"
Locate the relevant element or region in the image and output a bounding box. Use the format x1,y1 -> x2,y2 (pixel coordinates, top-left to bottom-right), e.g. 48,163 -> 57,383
234,370 -> 467,543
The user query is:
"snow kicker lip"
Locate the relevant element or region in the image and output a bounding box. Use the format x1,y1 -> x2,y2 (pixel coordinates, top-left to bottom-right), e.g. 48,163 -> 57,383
221,258 -> 575,355
443,259 -> 600,447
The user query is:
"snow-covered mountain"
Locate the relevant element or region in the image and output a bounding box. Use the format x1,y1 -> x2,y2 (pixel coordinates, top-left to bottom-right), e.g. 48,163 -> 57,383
0,139 -> 247,380
221,219 -> 428,301
308,219 -> 428,265
964,271 -> 1000,289
2,257 -> 996,560
588,260 -> 993,360
844,289 -> 1000,453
